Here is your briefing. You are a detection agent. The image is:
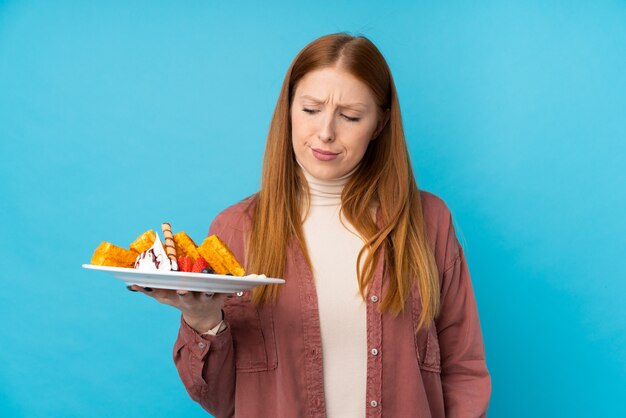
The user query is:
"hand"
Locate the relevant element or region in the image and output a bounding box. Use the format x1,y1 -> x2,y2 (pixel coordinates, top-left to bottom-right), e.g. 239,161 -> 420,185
127,285 -> 229,333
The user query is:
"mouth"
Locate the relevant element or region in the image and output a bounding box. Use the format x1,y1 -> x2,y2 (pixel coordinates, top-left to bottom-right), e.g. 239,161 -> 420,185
311,147 -> 340,161
312,148 -> 339,156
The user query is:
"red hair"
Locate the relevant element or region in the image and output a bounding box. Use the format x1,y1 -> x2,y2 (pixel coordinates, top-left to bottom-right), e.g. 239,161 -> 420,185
247,33 -> 440,329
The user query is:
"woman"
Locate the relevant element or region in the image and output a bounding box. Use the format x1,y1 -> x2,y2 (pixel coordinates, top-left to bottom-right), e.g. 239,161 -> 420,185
131,33 -> 491,417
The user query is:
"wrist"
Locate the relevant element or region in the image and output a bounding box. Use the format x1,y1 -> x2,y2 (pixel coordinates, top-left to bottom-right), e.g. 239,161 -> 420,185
183,310 -> 224,334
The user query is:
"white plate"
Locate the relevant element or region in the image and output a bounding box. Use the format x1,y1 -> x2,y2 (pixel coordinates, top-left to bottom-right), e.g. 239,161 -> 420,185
82,264 -> 285,293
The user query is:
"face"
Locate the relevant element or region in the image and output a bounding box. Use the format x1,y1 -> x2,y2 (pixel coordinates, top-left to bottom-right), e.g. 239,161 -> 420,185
290,66 -> 388,181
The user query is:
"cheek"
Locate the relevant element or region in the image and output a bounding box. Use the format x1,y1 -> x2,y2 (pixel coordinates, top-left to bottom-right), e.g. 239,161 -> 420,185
346,127 -> 375,155
291,112 -> 307,143
353,140 -> 371,160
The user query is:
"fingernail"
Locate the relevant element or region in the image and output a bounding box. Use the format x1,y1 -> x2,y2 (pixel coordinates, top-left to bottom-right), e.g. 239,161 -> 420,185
144,287 -> 153,292
126,286 -> 138,292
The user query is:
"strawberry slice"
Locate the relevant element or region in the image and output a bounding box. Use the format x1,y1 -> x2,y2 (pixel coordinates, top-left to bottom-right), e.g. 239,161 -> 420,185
192,256 -> 209,273
178,255 -> 193,272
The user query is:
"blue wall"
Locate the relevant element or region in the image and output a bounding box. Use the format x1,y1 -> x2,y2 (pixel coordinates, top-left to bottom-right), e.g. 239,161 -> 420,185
1,1 -> 624,417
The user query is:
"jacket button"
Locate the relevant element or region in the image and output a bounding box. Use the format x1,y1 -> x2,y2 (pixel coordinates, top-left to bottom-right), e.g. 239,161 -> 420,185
370,348 -> 379,356
198,342 -> 206,349
370,400 -> 378,407
370,295 -> 379,303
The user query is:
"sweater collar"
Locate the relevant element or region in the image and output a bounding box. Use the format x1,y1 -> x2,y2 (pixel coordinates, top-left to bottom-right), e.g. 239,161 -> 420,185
297,159 -> 359,207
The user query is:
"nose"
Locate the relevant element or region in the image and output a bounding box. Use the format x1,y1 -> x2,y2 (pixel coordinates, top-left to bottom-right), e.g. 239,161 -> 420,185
317,113 -> 335,143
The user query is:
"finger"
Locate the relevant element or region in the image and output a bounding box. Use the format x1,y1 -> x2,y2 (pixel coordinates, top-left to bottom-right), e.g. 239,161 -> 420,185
126,286 -> 191,312
130,286 -> 159,299
127,285 -> 156,294
150,288 -> 179,303
212,293 -> 229,303
133,286 -> 176,303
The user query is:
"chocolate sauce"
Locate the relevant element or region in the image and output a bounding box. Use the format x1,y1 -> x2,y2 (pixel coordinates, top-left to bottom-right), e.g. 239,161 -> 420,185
134,248 -> 163,269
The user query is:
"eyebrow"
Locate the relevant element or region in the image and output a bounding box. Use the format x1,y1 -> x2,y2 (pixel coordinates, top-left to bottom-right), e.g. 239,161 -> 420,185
299,94 -> 368,110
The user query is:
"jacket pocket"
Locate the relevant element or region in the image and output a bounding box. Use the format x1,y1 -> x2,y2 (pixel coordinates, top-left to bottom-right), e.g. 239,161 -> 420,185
411,288 -> 442,373
223,290 -> 278,373
415,325 -> 442,373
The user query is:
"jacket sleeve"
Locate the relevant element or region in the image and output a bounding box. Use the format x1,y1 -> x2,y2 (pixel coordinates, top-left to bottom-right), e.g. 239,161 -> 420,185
173,316 -> 235,417
172,203 -> 251,417
436,219 -> 492,417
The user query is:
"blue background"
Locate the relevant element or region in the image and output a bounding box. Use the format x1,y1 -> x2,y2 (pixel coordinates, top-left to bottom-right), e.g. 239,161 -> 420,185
1,1 -> 624,417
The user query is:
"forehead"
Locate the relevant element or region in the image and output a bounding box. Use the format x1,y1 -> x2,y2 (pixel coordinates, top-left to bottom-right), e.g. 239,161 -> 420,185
294,66 -> 376,108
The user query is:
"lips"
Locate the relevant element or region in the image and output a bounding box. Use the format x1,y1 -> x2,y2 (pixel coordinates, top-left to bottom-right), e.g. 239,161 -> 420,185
311,147 -> 340,161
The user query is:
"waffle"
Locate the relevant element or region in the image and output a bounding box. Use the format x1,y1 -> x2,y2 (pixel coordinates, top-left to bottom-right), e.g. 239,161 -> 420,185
173,231 -> 201,262
199,235 -> 245,276
91,242 -> 138,267
197,237 -> 229,274
129,230 -> 156,253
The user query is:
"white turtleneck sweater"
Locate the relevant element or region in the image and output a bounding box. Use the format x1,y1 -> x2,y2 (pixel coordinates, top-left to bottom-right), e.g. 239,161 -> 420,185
299,163 -> 369,417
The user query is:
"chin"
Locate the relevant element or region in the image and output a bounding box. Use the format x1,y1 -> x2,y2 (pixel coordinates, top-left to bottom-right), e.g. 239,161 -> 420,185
298,154 -> 348,181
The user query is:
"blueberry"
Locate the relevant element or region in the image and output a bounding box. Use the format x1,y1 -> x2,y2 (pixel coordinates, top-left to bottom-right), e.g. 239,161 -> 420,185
201,268 -> 216,274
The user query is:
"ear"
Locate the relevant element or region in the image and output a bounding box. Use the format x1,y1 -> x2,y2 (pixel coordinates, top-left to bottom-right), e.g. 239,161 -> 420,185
372,108 -> 390,140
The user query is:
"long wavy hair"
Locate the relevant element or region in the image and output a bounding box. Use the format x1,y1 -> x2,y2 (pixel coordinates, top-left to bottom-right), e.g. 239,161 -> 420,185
247,33 -> 440,329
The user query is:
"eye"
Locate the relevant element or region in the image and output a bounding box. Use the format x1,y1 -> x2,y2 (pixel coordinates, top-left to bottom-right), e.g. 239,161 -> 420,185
342,114 -> 361,122
302,108 -> 318,114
